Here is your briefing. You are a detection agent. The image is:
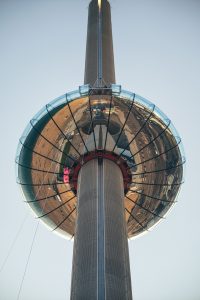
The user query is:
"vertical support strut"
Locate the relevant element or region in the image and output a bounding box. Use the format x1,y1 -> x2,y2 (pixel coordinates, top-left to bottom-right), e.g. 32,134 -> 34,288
97,158 -> 105,299
70,159 -> 132,299
97,0 -> 103,86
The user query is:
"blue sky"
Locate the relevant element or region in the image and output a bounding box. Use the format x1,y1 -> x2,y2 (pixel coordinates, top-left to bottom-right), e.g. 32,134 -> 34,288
0,0 -> 200,299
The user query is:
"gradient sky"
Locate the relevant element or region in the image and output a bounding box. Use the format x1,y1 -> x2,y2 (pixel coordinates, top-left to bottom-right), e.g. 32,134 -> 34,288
0,0 -> 200,299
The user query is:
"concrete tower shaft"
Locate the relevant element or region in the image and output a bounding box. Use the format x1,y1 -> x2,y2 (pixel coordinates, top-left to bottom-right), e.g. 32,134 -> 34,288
71,159 -> 132,300
84,0 -> 116,87
72,2 -> 132,298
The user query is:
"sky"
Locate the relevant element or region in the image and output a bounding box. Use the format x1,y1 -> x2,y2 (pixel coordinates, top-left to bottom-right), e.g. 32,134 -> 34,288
0,0 -> 200,299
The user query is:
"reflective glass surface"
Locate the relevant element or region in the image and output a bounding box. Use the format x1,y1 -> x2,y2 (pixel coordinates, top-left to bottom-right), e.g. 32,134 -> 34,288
16,86 -> 185,239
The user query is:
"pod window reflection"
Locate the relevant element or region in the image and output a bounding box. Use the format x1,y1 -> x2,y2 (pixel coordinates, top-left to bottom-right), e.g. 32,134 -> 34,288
16,84 -> 185,239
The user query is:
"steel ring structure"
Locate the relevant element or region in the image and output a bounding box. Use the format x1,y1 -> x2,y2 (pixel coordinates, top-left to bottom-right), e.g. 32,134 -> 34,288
16,84 -> 185,239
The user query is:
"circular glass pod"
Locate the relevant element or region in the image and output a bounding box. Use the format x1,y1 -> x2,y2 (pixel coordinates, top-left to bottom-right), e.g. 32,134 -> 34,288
16,84 -> 185,239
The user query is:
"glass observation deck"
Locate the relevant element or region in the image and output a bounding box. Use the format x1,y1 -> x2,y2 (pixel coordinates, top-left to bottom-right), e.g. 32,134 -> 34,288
16,84 -> 185,239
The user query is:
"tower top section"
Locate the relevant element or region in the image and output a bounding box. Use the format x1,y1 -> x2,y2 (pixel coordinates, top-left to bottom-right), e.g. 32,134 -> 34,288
84,0 -> 115,87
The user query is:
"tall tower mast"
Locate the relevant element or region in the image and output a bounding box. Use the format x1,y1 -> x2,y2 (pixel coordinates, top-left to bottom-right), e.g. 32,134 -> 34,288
84,0 -> 115,87
71,1 -> 132,298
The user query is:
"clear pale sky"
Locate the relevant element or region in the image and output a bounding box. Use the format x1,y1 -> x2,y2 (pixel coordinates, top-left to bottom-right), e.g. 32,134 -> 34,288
0,0 -> 200,299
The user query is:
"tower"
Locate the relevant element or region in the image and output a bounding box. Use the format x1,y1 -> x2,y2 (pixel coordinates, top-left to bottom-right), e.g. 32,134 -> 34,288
16,0 -> 185,299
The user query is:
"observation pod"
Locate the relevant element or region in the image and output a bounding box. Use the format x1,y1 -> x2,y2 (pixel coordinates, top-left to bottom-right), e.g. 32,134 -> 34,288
16,85 -> 185,239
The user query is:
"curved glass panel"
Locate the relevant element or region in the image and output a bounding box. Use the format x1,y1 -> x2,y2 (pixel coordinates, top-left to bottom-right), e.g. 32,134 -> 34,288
32,105 -> 49,122
134,94 -> 155,111
20,121 -> 34,144
119,90 -> 135,101
48,94 -> 66,109
79,84 -> 90,96
67,90 -> 81,102
16,137 -> 24,161
153,106 -> 171,126
168,122 -> 186,158
111,84 -> 121,95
